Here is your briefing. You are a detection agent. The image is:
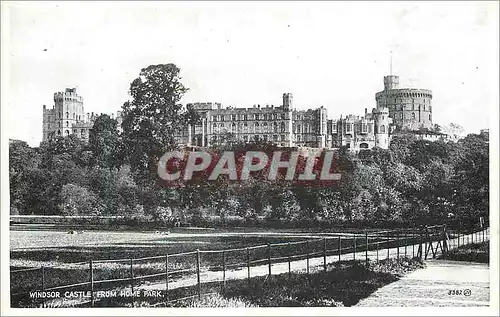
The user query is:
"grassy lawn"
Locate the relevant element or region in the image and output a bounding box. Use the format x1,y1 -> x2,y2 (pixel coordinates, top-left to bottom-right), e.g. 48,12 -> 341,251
439,241 -> 489,263
10,228 -> 420,303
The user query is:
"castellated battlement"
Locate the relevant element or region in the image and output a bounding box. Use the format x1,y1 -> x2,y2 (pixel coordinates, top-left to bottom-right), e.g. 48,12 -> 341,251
53,88 -> 84,102
375,88 -> 433,100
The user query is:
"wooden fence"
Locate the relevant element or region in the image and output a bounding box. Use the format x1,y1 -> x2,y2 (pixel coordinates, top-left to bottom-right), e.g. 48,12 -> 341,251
10,225 -> 490,307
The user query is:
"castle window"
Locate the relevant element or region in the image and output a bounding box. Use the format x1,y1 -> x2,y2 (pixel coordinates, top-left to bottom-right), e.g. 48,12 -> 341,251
281,122 -> 285,132
411,113 -> 416,120
57,130 -> 61,135
297,135 -> 301,142
281,135 -> 285,141
380,125 -> 386,133
66,121 -> 69,127
244,115 -> 248,121
255,122 -> 259,127
66,112 -> 69,119
243,136 -> 248,142
281,113 -> 286,120
65,130 -> 70,136
232,122 -> 236,128
361,123 -> 367,133
213,116 -> 217,121
73,113 -> 75,119
429,114 -> 432,121
273,135 -> 278,141
244,122 -> 248,127
346,124 -> 351,133
81,129 -> 85,137
232,115 -> 236,121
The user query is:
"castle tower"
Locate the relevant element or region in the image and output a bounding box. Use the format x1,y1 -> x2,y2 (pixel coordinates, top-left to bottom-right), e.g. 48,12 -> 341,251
53,88 -> 84,137
283,93 -> 293,111
373,107 -> 391,149
375,75 -> 433,131
383,75 -> 400,90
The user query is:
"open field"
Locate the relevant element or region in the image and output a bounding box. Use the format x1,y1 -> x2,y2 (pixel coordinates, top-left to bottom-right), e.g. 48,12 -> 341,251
10,227 -> 405,302
12,226 -> 486,307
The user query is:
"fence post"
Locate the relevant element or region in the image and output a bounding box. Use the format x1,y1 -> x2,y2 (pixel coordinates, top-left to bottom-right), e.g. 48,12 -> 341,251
246,247 -> 250,281
89,260 -> 94,308
165,254 -> 169,304
306,241 -> 310,274
288,255 -> 291,278
404,231 -> 408,258
338,236 -> 341,262
130,258 -> 134,306
387,238 -> 390,259
267,244 -> 272,277
41,266 -> 45,292
130,258 -> 134,289
412,231 -> 415,258
196,250 -> 201,299
419,232 -> 423,259
222,250 -> 226,294
353,235 -> 356,262
365,232 -> 369,266
323,238 -> 327,271
396,232 -> 400,260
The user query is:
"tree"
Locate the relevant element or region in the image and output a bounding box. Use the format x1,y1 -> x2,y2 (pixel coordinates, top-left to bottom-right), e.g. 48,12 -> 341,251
9,140 -> 40,214
89,114 -> 124,168
121,63 -> 191,183
450,134 -> 489,227
60,184 -> 99,216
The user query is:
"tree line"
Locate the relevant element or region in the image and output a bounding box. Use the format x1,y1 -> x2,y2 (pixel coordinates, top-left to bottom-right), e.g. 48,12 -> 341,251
9,64 -> 489,229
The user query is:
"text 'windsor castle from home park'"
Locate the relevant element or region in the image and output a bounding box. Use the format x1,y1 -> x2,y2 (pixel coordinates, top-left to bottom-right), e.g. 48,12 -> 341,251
42,74 -> 455,151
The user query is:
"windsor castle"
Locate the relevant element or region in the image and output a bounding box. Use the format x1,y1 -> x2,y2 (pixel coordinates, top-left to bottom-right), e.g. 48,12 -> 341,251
42,74 -> 454,151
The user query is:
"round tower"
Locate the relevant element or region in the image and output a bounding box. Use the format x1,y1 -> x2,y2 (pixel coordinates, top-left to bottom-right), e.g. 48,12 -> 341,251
376,75 -> 433,131
373,107 -> 390,149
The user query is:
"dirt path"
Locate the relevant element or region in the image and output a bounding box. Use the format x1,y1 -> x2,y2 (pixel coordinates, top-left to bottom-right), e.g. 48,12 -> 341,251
355,259 -> 489,307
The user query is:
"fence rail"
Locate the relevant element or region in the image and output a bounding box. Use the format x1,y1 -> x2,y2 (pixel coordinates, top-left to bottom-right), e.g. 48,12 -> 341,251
10,225 -> 490,307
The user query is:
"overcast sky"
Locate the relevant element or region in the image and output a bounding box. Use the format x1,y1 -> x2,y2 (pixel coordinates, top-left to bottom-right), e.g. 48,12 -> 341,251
2,1 -> 498,146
